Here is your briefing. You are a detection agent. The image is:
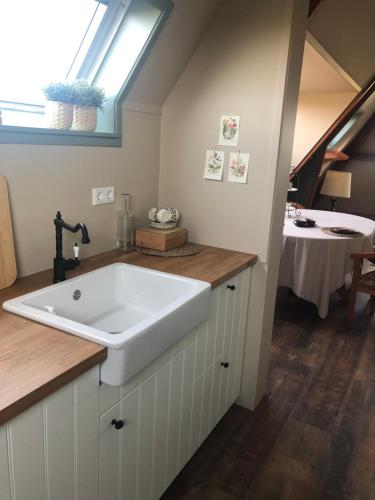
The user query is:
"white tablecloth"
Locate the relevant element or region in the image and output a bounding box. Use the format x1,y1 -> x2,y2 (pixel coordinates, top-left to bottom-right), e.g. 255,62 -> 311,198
279,210 -> 375,318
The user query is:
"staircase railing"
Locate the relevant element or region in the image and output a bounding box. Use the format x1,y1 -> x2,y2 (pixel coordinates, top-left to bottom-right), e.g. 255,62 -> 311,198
289,75 -> 375,208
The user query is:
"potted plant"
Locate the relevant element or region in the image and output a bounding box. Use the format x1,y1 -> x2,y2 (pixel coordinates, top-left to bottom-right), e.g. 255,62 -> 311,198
71,81 -> 105,132
42,82 -> 75,129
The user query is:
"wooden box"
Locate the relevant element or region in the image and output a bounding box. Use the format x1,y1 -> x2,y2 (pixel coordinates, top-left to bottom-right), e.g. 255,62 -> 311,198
136,227 -> 187,251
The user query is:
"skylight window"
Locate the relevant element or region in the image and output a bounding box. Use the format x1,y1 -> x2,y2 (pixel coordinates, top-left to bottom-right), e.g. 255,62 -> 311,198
0,0 -> 172,145
0,0 -> 106,106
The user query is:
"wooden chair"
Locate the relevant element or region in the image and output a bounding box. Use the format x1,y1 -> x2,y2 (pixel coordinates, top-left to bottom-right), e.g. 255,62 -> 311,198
289,202 -> 305,210
347,252 -> 375,326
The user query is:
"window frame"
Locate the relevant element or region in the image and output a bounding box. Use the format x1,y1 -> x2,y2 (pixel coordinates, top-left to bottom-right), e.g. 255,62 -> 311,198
0,0 -> 173,147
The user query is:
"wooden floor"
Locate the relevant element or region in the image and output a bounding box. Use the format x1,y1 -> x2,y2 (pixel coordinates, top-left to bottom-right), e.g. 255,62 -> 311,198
162,289 -> 375,500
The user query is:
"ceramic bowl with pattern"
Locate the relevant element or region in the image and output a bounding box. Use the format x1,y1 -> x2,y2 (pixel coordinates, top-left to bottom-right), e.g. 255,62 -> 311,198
148,207 -> 179,225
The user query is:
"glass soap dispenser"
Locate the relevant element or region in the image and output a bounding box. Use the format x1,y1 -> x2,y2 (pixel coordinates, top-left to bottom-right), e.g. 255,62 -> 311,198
118,193 -> 134,252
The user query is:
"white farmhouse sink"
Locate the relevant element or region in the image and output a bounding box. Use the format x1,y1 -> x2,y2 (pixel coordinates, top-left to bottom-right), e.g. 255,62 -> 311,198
3,263 -> 211,386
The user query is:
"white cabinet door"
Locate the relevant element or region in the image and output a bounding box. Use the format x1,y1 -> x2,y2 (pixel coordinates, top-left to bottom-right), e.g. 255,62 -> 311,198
0,367 -> 100,500
196,269 -> 251,450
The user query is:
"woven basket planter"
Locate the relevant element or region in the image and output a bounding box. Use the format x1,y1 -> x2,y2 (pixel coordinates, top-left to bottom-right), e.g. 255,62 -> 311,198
72,105 -> 97,132
45,101 -> 73,129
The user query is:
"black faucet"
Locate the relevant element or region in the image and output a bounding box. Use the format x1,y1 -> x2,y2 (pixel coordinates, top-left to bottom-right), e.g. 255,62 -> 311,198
53,211 -> 90,283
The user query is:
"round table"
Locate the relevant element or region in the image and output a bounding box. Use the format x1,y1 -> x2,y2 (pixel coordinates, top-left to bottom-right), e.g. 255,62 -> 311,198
279,210 -> 375,318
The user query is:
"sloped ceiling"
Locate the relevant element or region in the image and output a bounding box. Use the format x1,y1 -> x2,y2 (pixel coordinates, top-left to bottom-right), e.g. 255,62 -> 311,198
308,0 -> 375,88
126,0 -> 224,107
300,41 -> 356,93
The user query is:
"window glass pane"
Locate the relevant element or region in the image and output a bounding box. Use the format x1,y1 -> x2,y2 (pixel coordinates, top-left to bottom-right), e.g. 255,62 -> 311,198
67,3 -> 108,81
1,108 -> 45,128
94,1 -> 161,126
93,1 -> 161,133
0,0 -> 106,105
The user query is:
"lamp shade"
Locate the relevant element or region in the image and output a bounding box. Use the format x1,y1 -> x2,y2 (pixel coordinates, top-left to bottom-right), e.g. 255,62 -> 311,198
321,171 -> 352,198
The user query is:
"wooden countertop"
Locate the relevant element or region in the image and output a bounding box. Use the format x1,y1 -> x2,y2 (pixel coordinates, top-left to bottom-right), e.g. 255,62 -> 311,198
0,245 -> 256,425
117,245 -> 257,287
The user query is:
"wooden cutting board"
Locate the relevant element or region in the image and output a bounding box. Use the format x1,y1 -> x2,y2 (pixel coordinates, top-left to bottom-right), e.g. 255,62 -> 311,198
0,175 -> 17,288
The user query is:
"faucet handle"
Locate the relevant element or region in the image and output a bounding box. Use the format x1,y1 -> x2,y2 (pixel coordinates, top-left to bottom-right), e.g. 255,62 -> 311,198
74,243 -> 79,260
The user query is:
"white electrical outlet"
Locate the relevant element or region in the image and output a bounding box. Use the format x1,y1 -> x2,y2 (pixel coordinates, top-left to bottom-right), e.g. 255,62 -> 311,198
92,187 -> 115,205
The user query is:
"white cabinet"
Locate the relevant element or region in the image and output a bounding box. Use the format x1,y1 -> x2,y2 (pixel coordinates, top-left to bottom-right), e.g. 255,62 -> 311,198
0,366 -> 100,500
0,267 -> 251,500
99,266 -> 251,500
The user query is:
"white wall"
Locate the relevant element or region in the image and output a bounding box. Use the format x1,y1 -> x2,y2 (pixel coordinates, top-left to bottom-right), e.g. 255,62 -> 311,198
126,0 -> 224,106
292,92 -> 355,166
159,0 -> 308,408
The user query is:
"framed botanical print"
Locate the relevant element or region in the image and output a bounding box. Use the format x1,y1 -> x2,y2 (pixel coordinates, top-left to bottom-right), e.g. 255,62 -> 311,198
228,152 -> 249,184
218,115 -> 240,147
203,149 -> 225,180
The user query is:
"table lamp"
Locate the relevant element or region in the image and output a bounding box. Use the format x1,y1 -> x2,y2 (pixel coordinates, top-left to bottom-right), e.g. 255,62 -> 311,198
320,170 -> 352,211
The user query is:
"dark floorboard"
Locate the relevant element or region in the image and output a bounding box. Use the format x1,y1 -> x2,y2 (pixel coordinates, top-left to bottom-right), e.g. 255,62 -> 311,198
161,289 -> 375,500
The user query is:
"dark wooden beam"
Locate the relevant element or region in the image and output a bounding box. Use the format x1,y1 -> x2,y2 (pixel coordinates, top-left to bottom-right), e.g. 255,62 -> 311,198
309,0 -> 324,17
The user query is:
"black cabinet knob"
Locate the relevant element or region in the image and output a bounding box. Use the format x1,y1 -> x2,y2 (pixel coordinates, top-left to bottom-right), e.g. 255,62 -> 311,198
221,362 -> 229,368
227,284 -> 236,290
111,419 -> 125,430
